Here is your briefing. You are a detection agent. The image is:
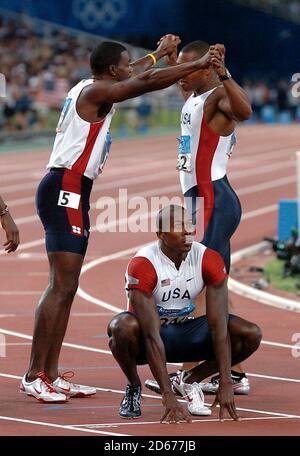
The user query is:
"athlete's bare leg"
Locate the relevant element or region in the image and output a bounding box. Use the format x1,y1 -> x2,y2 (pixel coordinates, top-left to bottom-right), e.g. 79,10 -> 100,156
183,316 -> 262,383
182,287 -> 245,374
108,313 -> 141,387
26,252 -> 84,382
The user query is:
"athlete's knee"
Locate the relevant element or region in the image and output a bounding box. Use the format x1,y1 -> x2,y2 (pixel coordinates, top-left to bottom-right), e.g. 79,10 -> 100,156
50,277 -> 79,304
107,312 -> 140,343
245,323 -> 262,351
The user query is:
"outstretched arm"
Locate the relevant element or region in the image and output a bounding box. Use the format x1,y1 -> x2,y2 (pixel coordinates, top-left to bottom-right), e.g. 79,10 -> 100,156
210,44 -> 252,121
86,49 -> 211,105
129,289 -> 190,423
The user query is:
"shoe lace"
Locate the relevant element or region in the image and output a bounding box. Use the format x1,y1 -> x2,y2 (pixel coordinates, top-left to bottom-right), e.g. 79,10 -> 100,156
58,371 -> 77,387
182,382 -> 205,408
36,372 -> 57,393
122,385 -> 141,410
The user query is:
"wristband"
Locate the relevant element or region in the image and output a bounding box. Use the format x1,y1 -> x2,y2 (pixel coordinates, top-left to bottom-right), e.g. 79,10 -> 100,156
146,53 -> 157,66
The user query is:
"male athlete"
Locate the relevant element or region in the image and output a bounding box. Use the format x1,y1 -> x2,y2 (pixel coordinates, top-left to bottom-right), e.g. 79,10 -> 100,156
0,195 -> 19,253
20,36 -> 223,403
145,41 -> 252,395
108,205 -> 262,422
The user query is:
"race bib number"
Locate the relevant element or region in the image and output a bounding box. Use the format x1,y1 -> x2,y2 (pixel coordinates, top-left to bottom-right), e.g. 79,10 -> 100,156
58,190 -> 81,209
176,135 -> 192,172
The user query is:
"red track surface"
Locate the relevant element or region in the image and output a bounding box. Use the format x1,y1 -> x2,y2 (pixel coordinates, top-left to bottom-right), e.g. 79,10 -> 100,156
0,124 -> 300,436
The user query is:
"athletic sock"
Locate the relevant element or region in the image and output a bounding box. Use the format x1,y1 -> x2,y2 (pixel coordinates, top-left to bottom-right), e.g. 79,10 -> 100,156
231,370 -> 247,379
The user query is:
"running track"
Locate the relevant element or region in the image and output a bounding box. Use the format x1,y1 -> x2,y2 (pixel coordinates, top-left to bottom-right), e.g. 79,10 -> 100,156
0,124 -> 300,436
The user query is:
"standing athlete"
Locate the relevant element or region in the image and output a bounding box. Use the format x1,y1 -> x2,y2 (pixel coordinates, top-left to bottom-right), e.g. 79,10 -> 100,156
145,41 -> 252,395
108,205 -> 261,421
21,37 -> 220,403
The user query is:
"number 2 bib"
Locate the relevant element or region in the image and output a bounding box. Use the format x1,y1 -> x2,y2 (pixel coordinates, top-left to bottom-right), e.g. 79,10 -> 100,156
176,135 -> 192,172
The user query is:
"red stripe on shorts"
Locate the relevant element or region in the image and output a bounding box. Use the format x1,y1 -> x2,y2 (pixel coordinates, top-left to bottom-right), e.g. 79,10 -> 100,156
62,169 -> 83,237
195,118 -> 220,231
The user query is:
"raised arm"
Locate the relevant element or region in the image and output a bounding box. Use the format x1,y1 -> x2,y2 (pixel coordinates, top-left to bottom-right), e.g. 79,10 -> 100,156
128,288 -> 190,423
206,279 -> 239,421
210,44 -> 252,121
86,51 -> 211,105
156,34 -> 192,101
130,35 -> 181,75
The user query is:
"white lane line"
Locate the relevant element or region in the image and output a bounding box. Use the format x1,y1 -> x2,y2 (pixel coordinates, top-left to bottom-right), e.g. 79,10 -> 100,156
241,204 -> 277,221
69,416 -> 299,428
0,325 -> 299,383
0,291 -> 43,296
1,372 -> 299,421
0,343 -> 32,346
247,373 -> 300,383
8,171 -> 293,227
0,416 -> 130,436
6,158 -> 294,209
0,328 -> 111,355
237,176 -> 295,196
0,312 -> 113,318
0,239 -> 45,256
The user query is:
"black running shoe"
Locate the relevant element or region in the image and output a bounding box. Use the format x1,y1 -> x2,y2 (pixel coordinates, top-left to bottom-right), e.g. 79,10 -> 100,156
119,384 -> 142,418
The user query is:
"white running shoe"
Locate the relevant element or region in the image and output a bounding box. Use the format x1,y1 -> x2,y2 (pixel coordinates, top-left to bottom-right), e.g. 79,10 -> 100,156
201,374 -> 250,395
172,371 -> 211,416
52,371 -> 96,397
20,372 -> 68,403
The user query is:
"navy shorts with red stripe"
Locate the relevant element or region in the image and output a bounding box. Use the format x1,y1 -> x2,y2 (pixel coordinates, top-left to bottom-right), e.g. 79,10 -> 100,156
113,312 -> 236,364
184,175 -> 241,273
36,168 -> 93,255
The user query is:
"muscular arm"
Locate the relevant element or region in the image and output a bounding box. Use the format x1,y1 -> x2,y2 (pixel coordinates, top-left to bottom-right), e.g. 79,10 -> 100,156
86,55 -> 210,105
205,279 -> 232,386
128,289 -> 175,397
131,35 -> 181,75
210,44 -> 252,121
216,80 -> 252,121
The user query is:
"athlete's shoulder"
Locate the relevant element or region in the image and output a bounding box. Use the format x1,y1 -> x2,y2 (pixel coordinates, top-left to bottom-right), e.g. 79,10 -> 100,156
206,86 -> 226,103
191,241 -> 207,255
133,241 -> 159,261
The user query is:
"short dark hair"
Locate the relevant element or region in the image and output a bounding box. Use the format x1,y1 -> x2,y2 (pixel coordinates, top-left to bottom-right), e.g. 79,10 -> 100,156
90,41 -> 127,75
156,205 -> 186,232
181,40 -> 210,58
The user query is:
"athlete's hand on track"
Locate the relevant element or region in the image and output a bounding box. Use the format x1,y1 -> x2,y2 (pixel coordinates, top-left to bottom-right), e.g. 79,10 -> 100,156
211,382 -> 240,421
160,392 -> 191,424
1,211 -> 20,253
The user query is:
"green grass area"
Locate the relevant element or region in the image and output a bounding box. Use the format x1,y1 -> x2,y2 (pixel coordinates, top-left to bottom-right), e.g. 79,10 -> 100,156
264,258 -> 300,295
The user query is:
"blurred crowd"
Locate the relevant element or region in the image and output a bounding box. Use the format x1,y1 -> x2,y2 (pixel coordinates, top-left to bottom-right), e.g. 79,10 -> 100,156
0,15 -> 300,134
233,0 -> 300,21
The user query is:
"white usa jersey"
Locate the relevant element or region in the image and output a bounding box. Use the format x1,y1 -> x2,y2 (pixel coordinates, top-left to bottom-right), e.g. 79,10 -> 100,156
125,241 -> 226,325
178,87 -> 236,194
47,79 -> 115,180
